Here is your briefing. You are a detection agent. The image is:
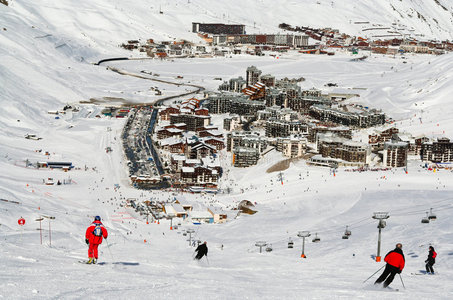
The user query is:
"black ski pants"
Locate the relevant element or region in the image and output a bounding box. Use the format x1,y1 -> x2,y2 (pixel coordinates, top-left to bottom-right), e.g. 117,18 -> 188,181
425,262 -> 434,273
374,264 -> 399,288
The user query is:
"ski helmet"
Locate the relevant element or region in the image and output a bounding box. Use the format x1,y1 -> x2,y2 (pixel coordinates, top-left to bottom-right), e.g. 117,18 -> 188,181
94,216 -> 101,221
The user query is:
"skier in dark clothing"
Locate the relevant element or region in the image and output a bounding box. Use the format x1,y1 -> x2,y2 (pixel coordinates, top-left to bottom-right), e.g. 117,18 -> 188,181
194,241 -> 208,260
375,243 -> 405,288
425,246 -> 437,274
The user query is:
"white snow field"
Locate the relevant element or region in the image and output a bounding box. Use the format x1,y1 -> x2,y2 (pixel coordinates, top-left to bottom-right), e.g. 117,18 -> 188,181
1,0 -> 453,299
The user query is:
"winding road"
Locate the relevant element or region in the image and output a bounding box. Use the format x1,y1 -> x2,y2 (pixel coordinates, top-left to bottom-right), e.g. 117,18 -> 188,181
96,57 -> 207,189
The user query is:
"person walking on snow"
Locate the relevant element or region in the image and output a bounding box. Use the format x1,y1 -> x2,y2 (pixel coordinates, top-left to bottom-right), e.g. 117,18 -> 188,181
85,216 -> 108,264
194,241 -> 208,260
374,243 -> 405,288
425,246 -> 437,274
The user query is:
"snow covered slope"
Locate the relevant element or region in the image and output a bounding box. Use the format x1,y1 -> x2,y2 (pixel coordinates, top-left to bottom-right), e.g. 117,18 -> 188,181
1,0 -> 453,299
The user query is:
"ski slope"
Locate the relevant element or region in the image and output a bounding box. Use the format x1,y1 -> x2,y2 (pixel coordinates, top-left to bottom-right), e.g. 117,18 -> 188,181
1,0 -> 453,299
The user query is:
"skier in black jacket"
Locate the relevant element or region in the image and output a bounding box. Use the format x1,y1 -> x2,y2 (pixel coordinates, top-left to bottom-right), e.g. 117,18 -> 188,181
194,241 -> 208,260
425,246 -> 437,274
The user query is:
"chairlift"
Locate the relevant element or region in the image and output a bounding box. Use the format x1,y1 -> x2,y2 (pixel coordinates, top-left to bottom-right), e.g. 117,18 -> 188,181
421,212 -> 430,224
344,226 -> 352,236
265,244 -> 273,252
288,238 -> 294,248
312,233 -> 321,243
428,208 -> 437,220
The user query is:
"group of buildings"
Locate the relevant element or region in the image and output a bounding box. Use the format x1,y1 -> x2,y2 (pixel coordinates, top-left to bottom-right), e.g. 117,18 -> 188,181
203,66 -> 453,169
154,98 -> 225,190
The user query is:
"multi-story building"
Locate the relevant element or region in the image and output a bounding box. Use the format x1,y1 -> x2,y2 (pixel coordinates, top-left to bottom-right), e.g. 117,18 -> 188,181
223,115 -> 241,131
276,136 -> 308,158
309,105 -> 385,128
192,22 -> 245,35
421,137 -> 453,163
227,131 -> 268,153
369,127 -> 399,145
169,114 -> 211,131
317,133 -> 370,165
260,74 -> 275,87
257,106 -> 298,122
308,125 -> 352,143
287,97 -> 330,114
265,119 -> 308,138
205,93 -> 265,116
233,147 -> 260,167
246,66 -> 262,87
383,140 -> 409,168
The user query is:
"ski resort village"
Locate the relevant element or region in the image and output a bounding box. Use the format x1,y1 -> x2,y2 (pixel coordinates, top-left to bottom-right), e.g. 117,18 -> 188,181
2,0 -> 453,299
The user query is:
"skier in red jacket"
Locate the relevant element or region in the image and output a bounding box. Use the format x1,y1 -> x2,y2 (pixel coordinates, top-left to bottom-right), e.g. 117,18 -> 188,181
374,243 -> 405,288
85,216 -> 108,264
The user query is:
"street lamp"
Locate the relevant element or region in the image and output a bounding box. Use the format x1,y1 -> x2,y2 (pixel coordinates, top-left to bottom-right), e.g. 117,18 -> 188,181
297,231 -> 311,258
372,212 -> 389,262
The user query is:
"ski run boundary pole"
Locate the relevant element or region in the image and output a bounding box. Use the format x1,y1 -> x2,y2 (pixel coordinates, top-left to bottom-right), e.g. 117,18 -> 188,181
363,265 -> 385,283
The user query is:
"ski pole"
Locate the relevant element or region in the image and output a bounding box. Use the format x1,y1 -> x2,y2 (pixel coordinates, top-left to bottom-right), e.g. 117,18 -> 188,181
363,265 -> 385,283
398,274 -> 406,289
105,238 -> 114,261
205,255 -> 209,265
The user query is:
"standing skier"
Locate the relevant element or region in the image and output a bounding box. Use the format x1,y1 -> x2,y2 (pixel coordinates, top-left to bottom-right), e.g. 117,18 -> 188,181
194,241 -> 208,260
425,246 -> 437,274
85,216 -> 108,264
374,243 -> 405,288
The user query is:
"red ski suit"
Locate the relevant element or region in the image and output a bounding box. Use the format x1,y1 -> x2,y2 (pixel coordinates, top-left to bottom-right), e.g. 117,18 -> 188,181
85,220 -> 108,259
384,250 -> 405,271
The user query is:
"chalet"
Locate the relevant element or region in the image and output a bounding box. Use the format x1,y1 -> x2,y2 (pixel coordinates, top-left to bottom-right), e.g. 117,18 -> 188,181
159,106 -> 180,121
164,203 -> 188,219
189,142 -> 216,159
369,128 -> 399,150
207,207 -> 228,224
171,154 -> 186,172
157,128 -> 184,139
190,210 -> 214,224
195,108 -> 209,116
165,123 -> 187,131
198,130 -> 223,138
203,137 -> 225,150
160,138 -> 185,153
242,82 -> 266,100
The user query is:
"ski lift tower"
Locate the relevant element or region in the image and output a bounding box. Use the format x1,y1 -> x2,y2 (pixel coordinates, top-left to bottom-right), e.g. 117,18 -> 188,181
297,231 -> 311,258
372,212 -> 389,262
255,241 -> 267,253
186,229 -> 195,246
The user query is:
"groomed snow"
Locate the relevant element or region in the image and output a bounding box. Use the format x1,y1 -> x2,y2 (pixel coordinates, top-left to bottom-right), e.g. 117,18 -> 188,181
1,1 -> 453,299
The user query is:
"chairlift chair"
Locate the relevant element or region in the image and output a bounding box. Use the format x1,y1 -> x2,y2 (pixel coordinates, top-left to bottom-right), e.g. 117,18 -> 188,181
288,239 -> 294,248
421,212 -> 430,224
428,208 -> 437,220
265,244 -> 273,252
342,234 -> 349,239
344,226 -> 352,236
312,233 -> 321,243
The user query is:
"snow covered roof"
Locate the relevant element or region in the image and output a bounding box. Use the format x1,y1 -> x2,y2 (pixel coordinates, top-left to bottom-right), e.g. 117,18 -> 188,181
181,167 -> 195,173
